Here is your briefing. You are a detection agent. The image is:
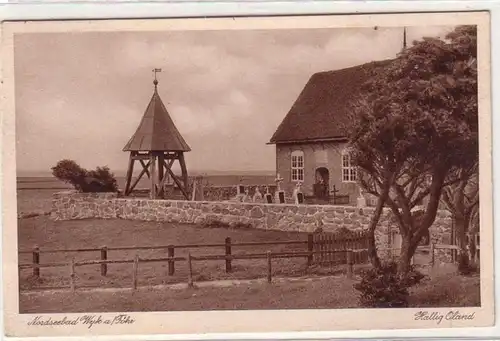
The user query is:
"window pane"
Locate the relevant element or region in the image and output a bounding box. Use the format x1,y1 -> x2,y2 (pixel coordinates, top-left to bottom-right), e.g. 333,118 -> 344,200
350,168 -> 356,181
342,169 -> 349,181
298,169 -> 304,181
342,155 -> 347,167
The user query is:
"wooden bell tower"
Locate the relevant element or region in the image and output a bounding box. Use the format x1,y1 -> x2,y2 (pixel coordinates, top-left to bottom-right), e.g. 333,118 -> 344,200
123,69 -> 191,200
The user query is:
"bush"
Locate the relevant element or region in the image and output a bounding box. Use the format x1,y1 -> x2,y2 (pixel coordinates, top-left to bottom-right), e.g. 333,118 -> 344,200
51,159 -> 118,193
87,166 -> 119,192
353,262 -> 425,308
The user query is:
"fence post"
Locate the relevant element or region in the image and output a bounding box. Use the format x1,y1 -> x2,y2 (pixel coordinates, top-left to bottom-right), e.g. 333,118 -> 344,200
187,252 -> 194,288
346,250 -> 353,279
132,254 -> 139,290
307,233 -> 313,267
100,246 -> 107,276
267,251 -> 272,283
430,242 -> 435,268
167,245 -> 175,276
225,237 -> 232,273
69,258 -> 76,292
32,246 -> 40,278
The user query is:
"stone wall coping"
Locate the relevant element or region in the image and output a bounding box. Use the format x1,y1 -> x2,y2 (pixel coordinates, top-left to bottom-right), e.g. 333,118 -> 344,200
52,191 -> 378,213
53,191 -> 119,197
52,191 -> 451,217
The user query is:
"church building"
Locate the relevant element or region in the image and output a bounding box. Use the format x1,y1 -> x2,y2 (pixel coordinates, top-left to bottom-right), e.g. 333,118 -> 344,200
269,28 -> 409,204
268,59 -> 391,204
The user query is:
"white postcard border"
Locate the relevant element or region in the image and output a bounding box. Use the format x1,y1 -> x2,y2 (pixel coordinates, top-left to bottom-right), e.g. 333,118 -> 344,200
1,12 -> 494,338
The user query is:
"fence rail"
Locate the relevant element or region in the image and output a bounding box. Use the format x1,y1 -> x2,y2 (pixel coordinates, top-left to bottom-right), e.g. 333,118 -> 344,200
18,240 -> 308,255
19,233 -> 367,277
19,248 -> 363,291
20,232 -> 474,291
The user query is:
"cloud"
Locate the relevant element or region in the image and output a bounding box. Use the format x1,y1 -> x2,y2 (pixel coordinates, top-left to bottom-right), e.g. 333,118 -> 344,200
14,25 -> 456,172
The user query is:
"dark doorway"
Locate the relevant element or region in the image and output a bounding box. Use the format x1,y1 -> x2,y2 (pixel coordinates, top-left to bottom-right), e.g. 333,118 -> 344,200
313,167 -> 329,199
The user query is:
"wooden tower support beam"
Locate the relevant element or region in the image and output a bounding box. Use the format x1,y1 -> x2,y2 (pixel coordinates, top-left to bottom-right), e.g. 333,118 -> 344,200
178,152 -> 189,193
123,151 -> 190,200
150,154 -> 157,199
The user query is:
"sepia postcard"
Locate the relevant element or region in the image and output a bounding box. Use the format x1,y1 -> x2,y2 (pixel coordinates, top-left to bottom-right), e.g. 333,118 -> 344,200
1,11 -> 494,338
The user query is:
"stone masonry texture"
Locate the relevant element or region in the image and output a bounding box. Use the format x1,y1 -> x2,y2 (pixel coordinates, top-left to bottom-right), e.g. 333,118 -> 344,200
51,191 -> 453,260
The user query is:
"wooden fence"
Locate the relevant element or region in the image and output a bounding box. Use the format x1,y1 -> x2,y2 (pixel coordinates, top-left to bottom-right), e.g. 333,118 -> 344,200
312,231 -> 368,266
382,242 -> 480,268
19,233 -> 369,291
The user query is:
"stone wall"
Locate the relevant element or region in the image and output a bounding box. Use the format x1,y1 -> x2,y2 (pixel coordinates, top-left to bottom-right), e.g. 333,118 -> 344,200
51,191 -> 453,259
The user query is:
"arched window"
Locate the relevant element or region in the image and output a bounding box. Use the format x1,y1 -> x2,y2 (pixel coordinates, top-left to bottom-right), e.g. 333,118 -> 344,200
341,149 -> 357,182
291,150 -> 304,182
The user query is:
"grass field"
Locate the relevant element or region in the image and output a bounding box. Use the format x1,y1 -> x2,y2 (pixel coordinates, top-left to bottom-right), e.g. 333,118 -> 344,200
17,189 -> 59,214
19,216 -> 344,291
19,272 -> 480,313
16,176 -> 481,312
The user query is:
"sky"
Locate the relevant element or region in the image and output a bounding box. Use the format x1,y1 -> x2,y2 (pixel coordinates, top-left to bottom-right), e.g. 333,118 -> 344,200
14,25 -> 454,175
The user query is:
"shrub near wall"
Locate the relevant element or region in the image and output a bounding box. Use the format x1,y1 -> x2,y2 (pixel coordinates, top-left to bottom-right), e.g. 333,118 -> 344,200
51,191 -> 453,258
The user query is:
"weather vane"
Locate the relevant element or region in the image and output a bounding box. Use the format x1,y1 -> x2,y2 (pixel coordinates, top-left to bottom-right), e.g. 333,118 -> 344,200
152,68 -> 162,87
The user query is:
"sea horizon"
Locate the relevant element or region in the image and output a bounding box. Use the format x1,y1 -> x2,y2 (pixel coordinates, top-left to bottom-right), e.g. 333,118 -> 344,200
17,169 -> 277,178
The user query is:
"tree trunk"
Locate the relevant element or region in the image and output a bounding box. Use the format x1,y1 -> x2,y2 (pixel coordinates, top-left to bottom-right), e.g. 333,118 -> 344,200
367,231 -> 381,269
366,184 -> 391,269
453,213 -> 470,273
397,238 -> 412,274
395,168 -> 446,275
397,231 -> 421,275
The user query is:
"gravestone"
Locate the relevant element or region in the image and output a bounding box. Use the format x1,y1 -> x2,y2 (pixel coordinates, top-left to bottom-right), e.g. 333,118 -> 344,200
233,179 -> 246,202
274,173 -> 286,204
277,191 -> 285,204
293,181 -> 304,205
264,186 -> 273,203
253,187 -> 263,202
242,188 -> 252,203
237,184 -> 245,196
356,187 -> 366,208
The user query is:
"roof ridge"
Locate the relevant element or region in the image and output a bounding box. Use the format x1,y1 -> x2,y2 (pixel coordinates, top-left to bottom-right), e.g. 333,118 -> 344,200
269,59 -> 393,144
310,58 -> 394,77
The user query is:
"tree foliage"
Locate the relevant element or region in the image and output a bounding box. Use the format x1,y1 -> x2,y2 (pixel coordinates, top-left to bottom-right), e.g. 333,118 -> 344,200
347,25 -> 478,274
51,159 -> 118,193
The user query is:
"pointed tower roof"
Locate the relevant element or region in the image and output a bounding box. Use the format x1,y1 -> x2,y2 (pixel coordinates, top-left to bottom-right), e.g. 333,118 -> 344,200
123,80 -> 191,152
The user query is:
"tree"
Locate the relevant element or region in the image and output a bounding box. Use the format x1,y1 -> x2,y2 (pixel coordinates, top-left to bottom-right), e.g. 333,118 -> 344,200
51,160 -> 119,193
51,159 -> 87,191
441,162 -> 479,273
347,25 -> 478,275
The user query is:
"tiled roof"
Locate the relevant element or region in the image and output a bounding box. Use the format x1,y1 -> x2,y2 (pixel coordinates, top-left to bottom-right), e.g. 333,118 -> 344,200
269,59 -> 393,144
123,84 -> 191,152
